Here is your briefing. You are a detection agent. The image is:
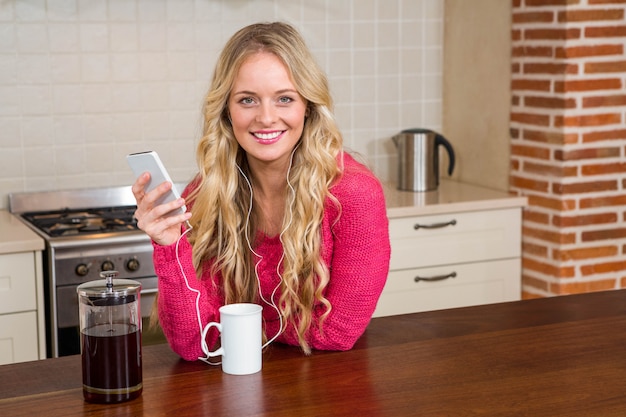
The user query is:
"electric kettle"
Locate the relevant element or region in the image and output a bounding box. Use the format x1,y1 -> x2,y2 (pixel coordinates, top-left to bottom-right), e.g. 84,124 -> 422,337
392,128 -> 455,192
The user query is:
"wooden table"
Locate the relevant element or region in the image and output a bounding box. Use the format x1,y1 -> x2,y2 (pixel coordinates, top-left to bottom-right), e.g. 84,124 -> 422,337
2,290 -> 626,416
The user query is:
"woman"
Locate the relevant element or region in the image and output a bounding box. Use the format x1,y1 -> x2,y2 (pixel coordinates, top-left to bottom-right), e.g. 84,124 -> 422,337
132,22 -> 390,360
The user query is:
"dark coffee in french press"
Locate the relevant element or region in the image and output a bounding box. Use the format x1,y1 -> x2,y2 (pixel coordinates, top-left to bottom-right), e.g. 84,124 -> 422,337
77,271 -> 143,404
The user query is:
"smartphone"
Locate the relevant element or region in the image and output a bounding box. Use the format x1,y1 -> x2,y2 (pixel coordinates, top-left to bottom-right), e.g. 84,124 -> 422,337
126,151 -> 186,216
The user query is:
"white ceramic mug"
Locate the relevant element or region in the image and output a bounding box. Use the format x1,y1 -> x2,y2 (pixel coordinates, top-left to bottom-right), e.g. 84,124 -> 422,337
202,303 -> 263,375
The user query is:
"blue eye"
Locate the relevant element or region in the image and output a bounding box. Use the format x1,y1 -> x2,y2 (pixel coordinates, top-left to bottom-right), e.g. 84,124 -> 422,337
278,96 -> 293,104
241,97 -> 255,104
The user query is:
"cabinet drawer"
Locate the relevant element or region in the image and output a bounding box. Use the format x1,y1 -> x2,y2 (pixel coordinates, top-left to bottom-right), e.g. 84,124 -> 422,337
373,258 -> 521,317
0,311 -> 39,365
0,252 -> 37,314
389,208 -> 521,270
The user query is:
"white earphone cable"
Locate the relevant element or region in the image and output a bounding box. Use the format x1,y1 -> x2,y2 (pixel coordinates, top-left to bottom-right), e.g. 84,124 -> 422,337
173,221 -> 217,364
175,146 -> 298,364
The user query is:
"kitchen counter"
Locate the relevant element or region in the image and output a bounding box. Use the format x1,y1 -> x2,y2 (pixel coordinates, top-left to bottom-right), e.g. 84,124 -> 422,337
384,179 -> 527,218
2,289 -> 626,415
0,181 -> 525,254
0,210 -> 44,254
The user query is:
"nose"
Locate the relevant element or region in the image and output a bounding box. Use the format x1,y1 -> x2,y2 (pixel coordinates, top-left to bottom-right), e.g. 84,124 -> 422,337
256,101 -> 276,125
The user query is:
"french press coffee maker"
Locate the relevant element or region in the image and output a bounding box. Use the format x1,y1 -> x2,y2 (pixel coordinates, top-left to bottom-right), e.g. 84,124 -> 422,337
77,270 -> 143,403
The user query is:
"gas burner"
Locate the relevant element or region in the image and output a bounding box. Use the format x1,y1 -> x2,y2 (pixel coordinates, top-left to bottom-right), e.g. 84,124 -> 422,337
21,206 -> 138,238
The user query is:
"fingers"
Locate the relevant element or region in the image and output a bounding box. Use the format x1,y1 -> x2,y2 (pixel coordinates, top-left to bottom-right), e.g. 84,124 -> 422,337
142,180 -> 172,208
136,209 -> 190,244
132,173 -> 173,212
131,172 -> 191,246
131,172 -> 151,200
134,203 -> 190,246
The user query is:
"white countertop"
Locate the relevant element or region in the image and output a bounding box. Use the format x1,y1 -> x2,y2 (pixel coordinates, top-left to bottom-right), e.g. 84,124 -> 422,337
384,179 -> 527,218
0,210 -> 44,254
0,180 -> 526,254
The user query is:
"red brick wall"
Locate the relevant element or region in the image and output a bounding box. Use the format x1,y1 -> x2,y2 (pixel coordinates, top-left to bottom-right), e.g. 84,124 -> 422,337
510,0 -> 626,298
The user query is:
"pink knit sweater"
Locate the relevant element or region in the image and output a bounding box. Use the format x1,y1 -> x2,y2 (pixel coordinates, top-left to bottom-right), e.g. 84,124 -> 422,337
152,153 -> 390,360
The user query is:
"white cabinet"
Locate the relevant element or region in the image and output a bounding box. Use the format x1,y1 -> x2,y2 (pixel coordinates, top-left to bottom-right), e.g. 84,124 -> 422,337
0,311 -> 39,364
0,251 -> 45,364
374,206 -> 522,317
0,210 -> 46,363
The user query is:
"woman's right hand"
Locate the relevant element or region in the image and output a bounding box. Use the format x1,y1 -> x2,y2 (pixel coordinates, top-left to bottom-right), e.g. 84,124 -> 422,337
131,172 -> 191,246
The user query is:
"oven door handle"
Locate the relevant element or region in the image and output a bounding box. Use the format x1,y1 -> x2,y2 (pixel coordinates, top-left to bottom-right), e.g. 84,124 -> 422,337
141,288 -> 158,295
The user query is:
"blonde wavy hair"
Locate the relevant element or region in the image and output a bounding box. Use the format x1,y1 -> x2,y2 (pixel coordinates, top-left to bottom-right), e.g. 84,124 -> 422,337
187,22 -> 343,354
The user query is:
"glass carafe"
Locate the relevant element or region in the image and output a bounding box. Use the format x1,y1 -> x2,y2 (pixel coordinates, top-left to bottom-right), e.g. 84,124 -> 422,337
77,271 -> 142,403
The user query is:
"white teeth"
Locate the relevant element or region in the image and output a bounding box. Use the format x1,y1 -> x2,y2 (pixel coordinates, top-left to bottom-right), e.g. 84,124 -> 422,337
254,131 -> 281,140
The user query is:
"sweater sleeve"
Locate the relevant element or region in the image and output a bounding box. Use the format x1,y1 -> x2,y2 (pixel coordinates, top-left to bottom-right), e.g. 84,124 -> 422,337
152,231 -> 223,361
265,158 -> 391,351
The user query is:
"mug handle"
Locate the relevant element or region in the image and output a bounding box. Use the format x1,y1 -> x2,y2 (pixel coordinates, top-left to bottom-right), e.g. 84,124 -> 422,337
201,321 -> 223,358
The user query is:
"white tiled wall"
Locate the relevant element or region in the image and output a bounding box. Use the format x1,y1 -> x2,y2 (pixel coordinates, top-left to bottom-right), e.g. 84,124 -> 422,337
0,0 -> 443,209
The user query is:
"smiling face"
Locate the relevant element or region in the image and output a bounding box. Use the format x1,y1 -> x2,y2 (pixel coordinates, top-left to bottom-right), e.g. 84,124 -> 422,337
228,52 -> 308,171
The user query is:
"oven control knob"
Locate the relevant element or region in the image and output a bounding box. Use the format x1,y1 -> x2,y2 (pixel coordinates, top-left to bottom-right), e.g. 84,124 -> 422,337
75,263 -> 89,276
101,260 -> 115,271
126,258 -> 140,272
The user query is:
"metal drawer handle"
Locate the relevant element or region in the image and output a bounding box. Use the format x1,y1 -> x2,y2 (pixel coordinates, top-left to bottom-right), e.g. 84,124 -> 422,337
141,288 -> 158,295
414,272 -> 457,283
413,219 -> 457,230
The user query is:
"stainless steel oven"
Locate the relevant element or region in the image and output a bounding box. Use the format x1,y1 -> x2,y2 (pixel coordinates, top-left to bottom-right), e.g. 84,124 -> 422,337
9,186 -> 165,357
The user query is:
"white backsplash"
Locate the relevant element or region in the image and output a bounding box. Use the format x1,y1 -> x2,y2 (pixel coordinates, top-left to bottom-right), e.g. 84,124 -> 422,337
0,0 -> 443,209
